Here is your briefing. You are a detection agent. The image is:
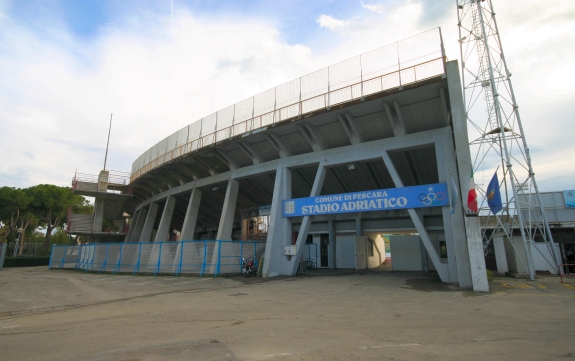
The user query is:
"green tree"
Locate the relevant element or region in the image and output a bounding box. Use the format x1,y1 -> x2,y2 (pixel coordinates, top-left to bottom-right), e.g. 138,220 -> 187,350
17,210 -> 40,255
50,227 -> 70,245
0,187 -> 33,243
26,184 -> 88,249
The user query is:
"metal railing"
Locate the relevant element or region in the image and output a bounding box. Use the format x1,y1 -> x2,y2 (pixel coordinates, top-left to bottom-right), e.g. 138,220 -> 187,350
48,240 -> 266,277
130,28 -> 445,182
73,170 -> 131,189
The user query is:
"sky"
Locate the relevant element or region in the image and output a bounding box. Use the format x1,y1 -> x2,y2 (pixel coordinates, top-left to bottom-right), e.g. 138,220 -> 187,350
0,0 -> 574,193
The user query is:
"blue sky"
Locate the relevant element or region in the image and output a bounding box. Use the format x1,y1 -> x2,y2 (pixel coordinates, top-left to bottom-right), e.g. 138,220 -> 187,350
1,0 -> 574,192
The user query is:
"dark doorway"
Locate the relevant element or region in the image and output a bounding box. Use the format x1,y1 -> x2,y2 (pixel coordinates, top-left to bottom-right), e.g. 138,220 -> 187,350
320,234 -> 329,267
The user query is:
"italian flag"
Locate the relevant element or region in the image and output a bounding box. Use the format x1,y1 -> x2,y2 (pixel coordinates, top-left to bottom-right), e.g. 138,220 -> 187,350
468,169 -> 478,213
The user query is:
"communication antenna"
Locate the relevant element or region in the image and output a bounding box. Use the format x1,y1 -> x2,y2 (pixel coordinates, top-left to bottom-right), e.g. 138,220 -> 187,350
103,113 -> 113,170
456,0 -> 560,280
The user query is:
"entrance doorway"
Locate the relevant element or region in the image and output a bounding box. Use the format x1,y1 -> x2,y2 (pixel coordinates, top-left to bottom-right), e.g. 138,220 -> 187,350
320,234 -> 329,267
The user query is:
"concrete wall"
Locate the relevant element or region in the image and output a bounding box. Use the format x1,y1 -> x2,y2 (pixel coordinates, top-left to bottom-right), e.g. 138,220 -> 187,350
366,234 -> 386,268
503,237 -> 560,275
519,191 -> 575,224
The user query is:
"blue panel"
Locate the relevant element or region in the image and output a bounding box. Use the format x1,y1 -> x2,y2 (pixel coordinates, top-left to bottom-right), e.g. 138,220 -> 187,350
282,183 -> 449,218
564,190 -> 575,208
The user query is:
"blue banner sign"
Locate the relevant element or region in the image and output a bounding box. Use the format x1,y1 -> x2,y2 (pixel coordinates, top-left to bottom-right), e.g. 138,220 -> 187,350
282,183 -> 449,217
564,190 -> 575,208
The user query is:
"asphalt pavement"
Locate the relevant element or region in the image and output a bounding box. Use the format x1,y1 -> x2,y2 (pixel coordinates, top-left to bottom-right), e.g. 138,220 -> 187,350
1,266 -> 574,360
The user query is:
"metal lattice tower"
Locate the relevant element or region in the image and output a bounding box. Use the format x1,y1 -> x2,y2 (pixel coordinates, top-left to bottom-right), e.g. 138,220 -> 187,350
456,0 -> 560,279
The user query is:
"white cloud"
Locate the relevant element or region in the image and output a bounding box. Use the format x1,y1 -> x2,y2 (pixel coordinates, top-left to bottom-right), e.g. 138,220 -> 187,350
360,1 -> 385,14
316,15 -> 350,31
1,0 -> 574,194
0,9 -> 316,188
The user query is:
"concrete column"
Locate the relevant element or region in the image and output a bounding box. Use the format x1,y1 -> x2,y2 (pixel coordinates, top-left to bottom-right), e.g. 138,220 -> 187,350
93,198 -> 105,232
465,216 -> 489,292
209,179 -> 240,274
126,208 -> 143,243
493,236 -> 509,274
382,150 -> 450,282
263,167 -> 292,277
329,219 -> 336,269
355,213 -> 363,236
446,61 -> 474,201
435,138 -> 466,286
180,188 -> 202,241
139,202 -> 159,242
420,237 -> 429,272
216,179 -> 240,240
289,163 -> 327,275
446,60 -> 489,292
172,189 -> 203,273
154,196 -> 177,242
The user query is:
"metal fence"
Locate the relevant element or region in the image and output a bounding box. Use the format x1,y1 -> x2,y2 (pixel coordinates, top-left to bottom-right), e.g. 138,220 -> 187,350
130,28 -> 445,182
48,240 -> 266,276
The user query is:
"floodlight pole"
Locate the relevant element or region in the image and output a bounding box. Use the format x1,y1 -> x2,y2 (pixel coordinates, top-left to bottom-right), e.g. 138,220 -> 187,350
456,0 -> 560,280
103,113 -> 113,171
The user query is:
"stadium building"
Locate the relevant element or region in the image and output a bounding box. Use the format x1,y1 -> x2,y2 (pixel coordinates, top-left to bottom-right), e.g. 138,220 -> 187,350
65,29 -> 489,291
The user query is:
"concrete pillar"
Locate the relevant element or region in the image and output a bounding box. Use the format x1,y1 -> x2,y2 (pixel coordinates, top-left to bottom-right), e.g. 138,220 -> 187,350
382,150 -> 450,282
263,167 -> 292,277
355,213 -> 363,236
130,208 -> 148,242
289,163 -> 327,275
420,238 -> 429,272
154,196 -> 177,242
329,219 -> 336,269
446,60 -> 488,292
435,138 -> 466,286
493,236 -> 509,274
139,202 -> 159,242
180,188 -> 202,241
93,197 -> 105,232
126,208 -> 146,243
171,189 -> 203,273
465,216 -> 489,291
208,179 -> 239,274
216,179 -> 240,240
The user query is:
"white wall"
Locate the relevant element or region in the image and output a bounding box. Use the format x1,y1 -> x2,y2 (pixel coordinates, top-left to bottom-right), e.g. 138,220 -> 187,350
504,237 -> 560,275
366,234 -> 386,268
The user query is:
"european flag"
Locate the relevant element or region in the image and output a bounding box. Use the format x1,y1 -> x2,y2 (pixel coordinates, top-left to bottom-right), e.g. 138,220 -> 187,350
486,172 -> 502,214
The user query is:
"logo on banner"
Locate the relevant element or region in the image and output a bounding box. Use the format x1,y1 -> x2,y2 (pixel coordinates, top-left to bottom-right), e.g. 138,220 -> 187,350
284,201 -> 295,215
418,186 -> 446,206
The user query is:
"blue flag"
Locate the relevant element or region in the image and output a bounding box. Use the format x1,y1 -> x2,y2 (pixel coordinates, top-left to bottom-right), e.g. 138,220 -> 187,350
486,172 -> 502,214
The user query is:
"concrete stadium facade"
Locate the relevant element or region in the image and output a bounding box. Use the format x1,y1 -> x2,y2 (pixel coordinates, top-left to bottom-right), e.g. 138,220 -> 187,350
77,29 -> 489,291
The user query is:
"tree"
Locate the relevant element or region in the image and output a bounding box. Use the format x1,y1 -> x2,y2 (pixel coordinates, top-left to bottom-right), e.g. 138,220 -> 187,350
0,187 -> 33,243
50,227 -> 70,245
26,184 -> 88,250
17,210 -> 39,255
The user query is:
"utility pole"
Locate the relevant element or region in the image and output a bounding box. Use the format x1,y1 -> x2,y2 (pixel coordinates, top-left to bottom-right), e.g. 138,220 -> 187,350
456,0 -> 560,280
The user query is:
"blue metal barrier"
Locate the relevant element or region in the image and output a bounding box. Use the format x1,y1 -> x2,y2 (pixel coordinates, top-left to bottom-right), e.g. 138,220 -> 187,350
48,240 -> 266,277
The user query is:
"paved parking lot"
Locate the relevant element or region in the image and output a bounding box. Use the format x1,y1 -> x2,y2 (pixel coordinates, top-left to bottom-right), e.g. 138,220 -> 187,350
1,267 -> 574,361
